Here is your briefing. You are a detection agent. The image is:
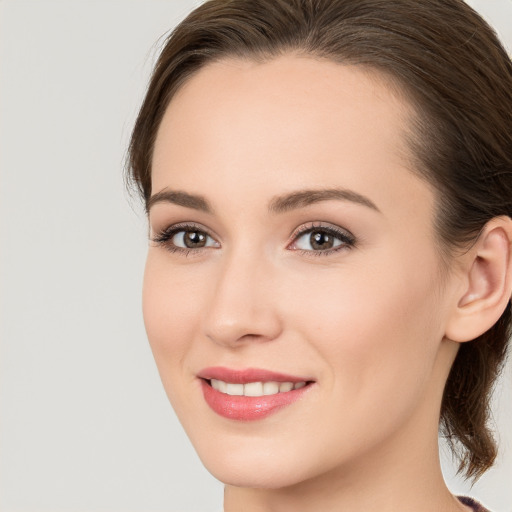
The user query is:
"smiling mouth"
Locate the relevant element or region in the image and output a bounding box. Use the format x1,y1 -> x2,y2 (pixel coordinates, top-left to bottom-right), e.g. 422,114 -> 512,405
205,379 -> 310,397
197,366 -> 316,420
199,373 -> 315,421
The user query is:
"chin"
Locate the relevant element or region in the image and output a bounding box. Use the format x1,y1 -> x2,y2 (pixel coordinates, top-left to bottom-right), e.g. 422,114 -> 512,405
190,434 -> 327,489
204,459 -> 311,489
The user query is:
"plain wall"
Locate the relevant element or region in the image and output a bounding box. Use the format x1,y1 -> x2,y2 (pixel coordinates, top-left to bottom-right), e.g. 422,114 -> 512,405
1,1 -> 511,511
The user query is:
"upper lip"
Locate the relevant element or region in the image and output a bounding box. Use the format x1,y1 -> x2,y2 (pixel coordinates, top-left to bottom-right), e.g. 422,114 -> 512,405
197,366 -> 314,384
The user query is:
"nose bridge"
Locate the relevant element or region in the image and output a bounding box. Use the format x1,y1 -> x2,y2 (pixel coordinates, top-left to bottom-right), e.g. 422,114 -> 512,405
202,242 -> 282,347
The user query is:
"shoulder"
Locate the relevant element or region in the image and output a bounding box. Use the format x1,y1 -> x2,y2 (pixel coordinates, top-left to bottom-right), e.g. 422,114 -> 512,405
458,496 -> 492,512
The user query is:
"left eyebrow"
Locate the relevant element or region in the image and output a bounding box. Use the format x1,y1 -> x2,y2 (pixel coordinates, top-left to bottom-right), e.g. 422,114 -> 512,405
268,188 -> 381,214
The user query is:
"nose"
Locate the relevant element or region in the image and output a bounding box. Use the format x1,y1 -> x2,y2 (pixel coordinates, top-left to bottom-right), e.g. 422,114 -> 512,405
202,249 -> 283,348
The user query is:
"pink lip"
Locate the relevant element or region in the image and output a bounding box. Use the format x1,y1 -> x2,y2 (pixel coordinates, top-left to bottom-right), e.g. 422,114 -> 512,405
197,367 -> 315,421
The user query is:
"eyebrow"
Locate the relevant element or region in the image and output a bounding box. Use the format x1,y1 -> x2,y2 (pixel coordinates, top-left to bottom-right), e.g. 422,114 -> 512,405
147,189 -> 212,214
147,187 -> 380,215
268,188 -> 380,214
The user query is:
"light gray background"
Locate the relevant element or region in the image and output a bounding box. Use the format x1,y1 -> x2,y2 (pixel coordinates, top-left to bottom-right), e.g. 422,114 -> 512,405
1,1 -> 511,511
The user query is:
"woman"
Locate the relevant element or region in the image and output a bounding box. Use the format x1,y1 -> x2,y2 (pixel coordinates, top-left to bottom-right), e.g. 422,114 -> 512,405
127,0 -> 512,510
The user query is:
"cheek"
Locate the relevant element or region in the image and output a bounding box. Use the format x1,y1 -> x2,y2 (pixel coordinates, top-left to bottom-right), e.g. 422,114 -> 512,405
285,250 -> 445,415
142,254 -> 203,376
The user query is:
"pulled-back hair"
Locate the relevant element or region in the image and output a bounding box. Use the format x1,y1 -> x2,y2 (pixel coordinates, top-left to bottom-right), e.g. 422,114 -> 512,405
127,0 -> 512,480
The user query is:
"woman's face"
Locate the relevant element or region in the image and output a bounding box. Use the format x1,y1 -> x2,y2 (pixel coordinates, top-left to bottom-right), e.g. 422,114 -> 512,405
144,55 -> 460,488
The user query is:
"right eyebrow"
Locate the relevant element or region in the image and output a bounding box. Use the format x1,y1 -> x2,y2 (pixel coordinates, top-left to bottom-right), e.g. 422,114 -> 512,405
147,189 -> 213,214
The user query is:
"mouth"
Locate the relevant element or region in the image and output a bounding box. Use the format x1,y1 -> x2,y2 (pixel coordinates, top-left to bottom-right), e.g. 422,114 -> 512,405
197,367 -> 315,421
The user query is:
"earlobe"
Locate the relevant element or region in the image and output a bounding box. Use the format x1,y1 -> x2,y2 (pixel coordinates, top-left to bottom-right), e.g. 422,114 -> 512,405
445,216 -> 512,343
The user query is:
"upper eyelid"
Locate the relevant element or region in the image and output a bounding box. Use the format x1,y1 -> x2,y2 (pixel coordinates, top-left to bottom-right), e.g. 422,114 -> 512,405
151,221 -> 349,237
151,221 -> 216,240
291,222 -> 353,238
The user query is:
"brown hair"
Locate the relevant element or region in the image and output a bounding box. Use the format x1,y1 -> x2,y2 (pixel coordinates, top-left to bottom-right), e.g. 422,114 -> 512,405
127,0 -> 512,480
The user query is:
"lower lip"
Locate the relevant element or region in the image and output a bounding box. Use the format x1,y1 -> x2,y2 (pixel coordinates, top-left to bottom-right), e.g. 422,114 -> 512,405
200,380 -> 313,421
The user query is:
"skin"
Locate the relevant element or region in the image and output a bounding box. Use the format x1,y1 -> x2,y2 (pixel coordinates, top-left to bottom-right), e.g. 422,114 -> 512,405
144,54 -> 483,512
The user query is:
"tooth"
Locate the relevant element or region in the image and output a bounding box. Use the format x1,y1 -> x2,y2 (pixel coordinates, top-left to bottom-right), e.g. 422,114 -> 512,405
263,382 -> 279,395
211,379 -> 304,396
279,382 -> 293,392
244,382 -> 264,396
226,383 -> 244,396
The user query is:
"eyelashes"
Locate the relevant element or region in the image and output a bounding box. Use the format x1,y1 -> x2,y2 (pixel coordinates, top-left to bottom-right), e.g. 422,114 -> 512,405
151,221 -> 356,258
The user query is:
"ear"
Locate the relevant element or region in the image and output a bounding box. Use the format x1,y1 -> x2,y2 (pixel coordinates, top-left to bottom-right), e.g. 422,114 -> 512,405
444,216 -> 512,343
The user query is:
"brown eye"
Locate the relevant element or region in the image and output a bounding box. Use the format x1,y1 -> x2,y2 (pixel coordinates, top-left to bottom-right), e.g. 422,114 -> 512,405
292,225 -> 354,253
178,230 -> 207,248
309,230 -> 335,250
152,223 -> 220,255
172,229 -> 216,249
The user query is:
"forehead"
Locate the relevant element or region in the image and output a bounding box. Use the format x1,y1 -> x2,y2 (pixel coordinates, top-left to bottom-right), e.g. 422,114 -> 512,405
151,54 -> 432,222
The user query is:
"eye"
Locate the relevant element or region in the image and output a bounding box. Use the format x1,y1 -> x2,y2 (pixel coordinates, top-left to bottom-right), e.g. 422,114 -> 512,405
172,229 -> 216,249
289,224 -> 355,256
151,223 -> 220,254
